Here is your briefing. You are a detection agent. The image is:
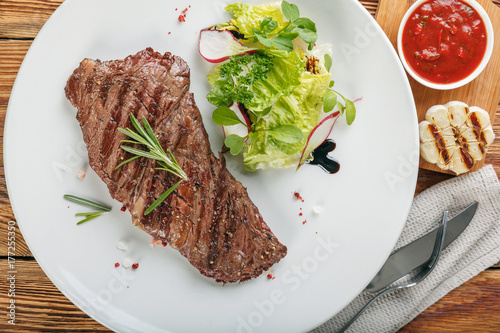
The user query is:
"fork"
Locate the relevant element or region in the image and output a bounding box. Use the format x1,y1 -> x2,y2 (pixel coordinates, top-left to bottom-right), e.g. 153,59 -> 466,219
338,211 -> 449,333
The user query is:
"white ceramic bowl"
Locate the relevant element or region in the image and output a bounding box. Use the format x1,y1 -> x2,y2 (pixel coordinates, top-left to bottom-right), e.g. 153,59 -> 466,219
397,0 -> 494,90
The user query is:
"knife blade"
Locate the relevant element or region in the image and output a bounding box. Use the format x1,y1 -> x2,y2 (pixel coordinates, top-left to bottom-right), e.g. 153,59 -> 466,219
365,201 -> 478,293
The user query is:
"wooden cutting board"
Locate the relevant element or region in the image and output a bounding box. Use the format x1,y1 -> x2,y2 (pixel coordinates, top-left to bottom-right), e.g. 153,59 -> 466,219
376,0 -> 500,174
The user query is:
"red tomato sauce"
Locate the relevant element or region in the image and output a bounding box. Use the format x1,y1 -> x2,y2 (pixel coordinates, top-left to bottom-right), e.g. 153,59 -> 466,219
402,0 -> 487,84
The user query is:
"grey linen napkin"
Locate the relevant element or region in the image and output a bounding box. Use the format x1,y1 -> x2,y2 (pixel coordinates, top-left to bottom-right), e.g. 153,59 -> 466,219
312,164 -> 500,333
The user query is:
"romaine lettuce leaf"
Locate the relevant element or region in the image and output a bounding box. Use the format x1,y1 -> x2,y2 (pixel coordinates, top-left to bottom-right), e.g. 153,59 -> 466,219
243,71 -> 332,171
246,50 -> 304,111
225,2 -> 287,37
207,65 -> 220,86
206,50 -> 304,111
206,75 -> 234,107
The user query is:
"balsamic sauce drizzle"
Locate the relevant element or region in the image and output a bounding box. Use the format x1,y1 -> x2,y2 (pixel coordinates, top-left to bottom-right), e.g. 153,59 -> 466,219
306,139 -> 340,174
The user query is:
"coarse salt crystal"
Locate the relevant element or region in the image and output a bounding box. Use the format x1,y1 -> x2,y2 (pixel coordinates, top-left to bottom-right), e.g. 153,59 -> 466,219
77,170 -> 86,179
313,205 -> 323,214
150,239 -> 163,248
122,257 -> 134,268
116,240 -> 129,251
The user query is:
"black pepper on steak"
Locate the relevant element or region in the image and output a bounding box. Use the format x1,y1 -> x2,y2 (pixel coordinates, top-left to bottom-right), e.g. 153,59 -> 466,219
64,48 -> 287,283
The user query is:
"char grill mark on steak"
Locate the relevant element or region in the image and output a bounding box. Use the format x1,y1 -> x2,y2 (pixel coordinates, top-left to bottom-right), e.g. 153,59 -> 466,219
65,48 -> 287,283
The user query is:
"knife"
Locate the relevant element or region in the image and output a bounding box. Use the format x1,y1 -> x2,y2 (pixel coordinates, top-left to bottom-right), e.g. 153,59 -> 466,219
365,201 -> 478,293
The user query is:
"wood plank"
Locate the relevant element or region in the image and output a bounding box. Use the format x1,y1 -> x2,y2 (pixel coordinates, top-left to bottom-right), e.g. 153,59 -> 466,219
0,260 -> 498,332
0,0 -> 500,332
488,107 -> 500,176
376,0 -> 500,175
0,49 -> 495,251
0,0 -> 497,265
0,0 -> 62,39
0,0 -> 378,40
0,40 -> 32,257
0,40 -> 30,103
400,269 -> 500,332
0,0 -> 406,258
0,259 -> 110,332
359,0 -> 379,16
0,214 -> 32,257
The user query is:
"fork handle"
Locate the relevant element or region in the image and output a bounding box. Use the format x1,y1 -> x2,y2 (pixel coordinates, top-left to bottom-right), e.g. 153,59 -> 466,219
338,213 -> 447,333
337,286 -> 398,333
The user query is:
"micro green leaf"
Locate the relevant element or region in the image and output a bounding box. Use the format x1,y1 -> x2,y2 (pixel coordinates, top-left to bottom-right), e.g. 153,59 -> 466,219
225,134 -> 247,155
245,3 -> 317,52
212,106 -> 247,126
345,99 -> 356,125
336,101 -> 344,115
260,17 -> 273,31
259,17 -> 279,34
282,1 -> 300,22
251,28 -> 263,43
253,106 -> 272,119
324,54 -> 333,72
280,31 -> 300,40
270,35 -> 294,51
265,19 -> 279,33
291,17 -> 317,47
296,28 -> 317,44
255,33 -> 274,48
331,90 -> 357,125
267,125 -> 303,143
293,18 -> 316,32
323,90 -> 337,113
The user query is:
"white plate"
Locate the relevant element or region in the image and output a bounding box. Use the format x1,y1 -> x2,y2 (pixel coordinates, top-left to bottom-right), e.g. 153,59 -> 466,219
4,0 -> 418,332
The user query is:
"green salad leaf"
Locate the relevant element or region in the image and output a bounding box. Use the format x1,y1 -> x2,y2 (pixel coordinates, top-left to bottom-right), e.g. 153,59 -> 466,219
225,134 -> 247,155
207,50 -> 304,112
267,125 -> 303,143
247,50 -> 304,111
323,89 -> 337,113
225,2 -> 287,37
226,1 -> 317,51
243,71 -> 331,171
203,1 -> 357,171
212,106 -> 247,126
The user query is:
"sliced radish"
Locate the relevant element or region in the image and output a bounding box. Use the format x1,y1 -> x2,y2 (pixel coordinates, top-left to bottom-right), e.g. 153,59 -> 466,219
222,103 -> 251,141
297,111 -> 341,168
292,37 -> 309,53
199,29 -> 258,63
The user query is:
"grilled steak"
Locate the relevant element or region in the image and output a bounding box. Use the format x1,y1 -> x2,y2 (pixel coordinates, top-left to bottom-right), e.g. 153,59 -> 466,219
64,48 -> 287,283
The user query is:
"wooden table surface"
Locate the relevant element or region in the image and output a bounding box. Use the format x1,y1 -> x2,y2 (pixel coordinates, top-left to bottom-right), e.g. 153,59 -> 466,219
1,0 -> 499,332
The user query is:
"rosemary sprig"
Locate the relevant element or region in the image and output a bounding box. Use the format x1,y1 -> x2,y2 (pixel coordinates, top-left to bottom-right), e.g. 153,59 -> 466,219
64,194 -> 111,225
117,114 -> 188,215
143,179 -> 183,216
